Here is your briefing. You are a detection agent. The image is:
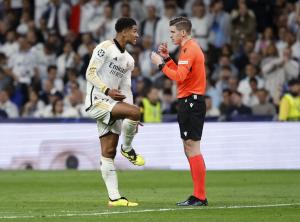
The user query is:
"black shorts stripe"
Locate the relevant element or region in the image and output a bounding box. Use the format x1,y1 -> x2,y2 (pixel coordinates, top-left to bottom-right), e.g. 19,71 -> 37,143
85,86 -> 95,112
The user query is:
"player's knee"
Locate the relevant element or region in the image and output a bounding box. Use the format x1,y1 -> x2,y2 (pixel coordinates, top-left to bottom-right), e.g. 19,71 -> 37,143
102,147 -> 116,159
128,107 -> 140,121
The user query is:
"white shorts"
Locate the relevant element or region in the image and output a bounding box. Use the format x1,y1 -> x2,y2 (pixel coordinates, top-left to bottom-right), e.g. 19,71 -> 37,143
86,98 -> 122,137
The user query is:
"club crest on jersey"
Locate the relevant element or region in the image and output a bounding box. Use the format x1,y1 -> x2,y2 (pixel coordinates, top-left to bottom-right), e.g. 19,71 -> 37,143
97,49 -> 105,57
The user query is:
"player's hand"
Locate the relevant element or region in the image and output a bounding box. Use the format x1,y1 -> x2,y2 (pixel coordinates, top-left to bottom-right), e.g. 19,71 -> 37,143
158,42 -> 169,59
150,51 -> 163,66
107,89 -> 126,101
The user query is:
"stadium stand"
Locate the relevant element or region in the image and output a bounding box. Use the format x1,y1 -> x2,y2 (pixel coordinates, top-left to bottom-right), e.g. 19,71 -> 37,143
0,0 -> 299,122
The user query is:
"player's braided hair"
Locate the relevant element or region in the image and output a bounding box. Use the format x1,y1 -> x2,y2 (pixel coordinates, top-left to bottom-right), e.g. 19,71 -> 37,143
115,17 -> 137,33
169,17 -> 192,34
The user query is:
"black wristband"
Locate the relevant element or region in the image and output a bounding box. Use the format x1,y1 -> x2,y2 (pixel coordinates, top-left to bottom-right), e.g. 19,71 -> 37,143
158,62 -> 166,71
164,57 -> 171,62
104,88 -> 110,95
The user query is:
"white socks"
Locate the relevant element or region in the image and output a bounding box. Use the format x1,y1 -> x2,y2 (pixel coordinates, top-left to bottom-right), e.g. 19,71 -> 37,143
122,119 -> 138,152
100,156 -> 121,200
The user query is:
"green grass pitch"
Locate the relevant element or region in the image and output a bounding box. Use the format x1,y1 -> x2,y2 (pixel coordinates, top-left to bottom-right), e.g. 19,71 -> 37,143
0,170 -> 299,222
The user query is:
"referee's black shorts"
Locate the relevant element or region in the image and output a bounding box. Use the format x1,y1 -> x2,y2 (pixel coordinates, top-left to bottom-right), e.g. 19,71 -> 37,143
177,94 -> 206,141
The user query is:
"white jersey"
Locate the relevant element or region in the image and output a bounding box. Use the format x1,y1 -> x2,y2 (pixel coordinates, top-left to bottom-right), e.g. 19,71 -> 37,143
85,40 -> 134,110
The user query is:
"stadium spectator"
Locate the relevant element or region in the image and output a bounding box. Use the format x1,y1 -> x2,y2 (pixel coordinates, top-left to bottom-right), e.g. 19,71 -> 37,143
56,41 -> 77,78
190,1 -> 209,52
155,2 -> 178,55
206,78 -> 221,108
211,55 -> 238,81
238,64 -> 264,104
0,89 -> 19,118
7,36 -> 36,107
34,42 -> 57,80
254,26 -> 274,54
139,35 -> 157,81
161,88 -> 177,114
140,87 -> 162,123
70,0 -> 96,34
262,46 -> 299,104
77,33 -> 94,57
86,0 -> 105,34
279,79 -> 300,121
0,53 -> 12,91
243,77 -> 259,107
215,66 -> 234,94
225,90 -> 252,118
96,3 -> 117,43
233,40 -> 255,74
0,30 -> 19,57
219,88 -> 232,116
64,80 -> 84,115
22,89 -> 45,117
44,97 -> 79,118
0,0 -> 299,122
230,0 -> 256,53
207,0 -> 231,49
45,65 -> 64,92
205,95 -> 220,117
41,0 -> 70,37
113,0 -> 146,22
139,2 -> 160,38
252,88 -> 276,116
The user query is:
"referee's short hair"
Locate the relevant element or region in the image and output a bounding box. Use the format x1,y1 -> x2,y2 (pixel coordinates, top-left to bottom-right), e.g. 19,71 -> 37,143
115,17 -> 137,33
169,16 -> 192,34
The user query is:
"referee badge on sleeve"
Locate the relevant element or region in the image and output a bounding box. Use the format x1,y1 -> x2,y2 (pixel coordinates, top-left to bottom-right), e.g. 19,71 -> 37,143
178,60 -> 188,65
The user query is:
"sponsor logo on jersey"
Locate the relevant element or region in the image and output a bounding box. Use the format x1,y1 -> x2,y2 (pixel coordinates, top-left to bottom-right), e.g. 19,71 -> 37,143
109,62 -> 126,78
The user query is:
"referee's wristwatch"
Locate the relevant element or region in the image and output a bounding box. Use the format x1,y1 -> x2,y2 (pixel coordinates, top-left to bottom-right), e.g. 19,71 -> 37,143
158,62 -> 166,71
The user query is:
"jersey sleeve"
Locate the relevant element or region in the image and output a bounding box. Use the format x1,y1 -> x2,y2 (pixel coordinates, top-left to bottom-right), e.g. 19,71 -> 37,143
162,48 -> 195,83
85,43 -> 110,93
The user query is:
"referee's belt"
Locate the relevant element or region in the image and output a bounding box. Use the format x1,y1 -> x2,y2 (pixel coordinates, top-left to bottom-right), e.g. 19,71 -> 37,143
179,94 -> 205,102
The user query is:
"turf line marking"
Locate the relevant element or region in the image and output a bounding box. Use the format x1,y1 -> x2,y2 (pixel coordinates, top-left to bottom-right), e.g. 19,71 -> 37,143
0,203 -> 299,219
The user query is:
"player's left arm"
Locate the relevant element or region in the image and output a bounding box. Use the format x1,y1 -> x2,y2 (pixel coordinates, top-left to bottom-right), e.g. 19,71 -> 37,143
119,64 -> 133,104
162,49 -> 195,83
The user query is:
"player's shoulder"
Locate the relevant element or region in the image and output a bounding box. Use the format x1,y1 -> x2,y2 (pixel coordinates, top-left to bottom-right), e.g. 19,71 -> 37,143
97,40 -> 114,50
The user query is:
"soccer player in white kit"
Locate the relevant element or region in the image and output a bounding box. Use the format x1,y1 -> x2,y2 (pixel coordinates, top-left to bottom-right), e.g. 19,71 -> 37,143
85,18 -> 144,207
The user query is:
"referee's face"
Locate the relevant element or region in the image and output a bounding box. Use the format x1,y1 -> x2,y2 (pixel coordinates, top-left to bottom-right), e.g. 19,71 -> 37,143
125,25 -> 139,45
169,26 -> 182,45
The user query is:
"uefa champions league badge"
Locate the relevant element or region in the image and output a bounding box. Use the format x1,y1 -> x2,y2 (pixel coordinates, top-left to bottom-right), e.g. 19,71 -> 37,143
97,49 -> 105,57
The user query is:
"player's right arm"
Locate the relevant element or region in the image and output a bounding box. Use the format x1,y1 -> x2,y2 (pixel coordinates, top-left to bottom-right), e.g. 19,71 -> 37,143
85,43 -> 109,94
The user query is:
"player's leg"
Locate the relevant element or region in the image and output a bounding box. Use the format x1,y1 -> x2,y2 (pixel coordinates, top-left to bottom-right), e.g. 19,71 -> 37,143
99,132 -> 138,207
100,132 -> 120,200
111,102 -> 145,166
176,95 -> 207,206
86,99 -> 138,206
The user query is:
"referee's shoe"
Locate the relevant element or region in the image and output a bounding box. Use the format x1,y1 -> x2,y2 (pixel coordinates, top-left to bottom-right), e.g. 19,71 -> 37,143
121,145 -> 145,166
176,195 -> 208,206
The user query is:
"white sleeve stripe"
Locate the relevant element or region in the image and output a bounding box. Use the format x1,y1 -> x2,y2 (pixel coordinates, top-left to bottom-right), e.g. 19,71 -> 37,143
178,60 -> 188,64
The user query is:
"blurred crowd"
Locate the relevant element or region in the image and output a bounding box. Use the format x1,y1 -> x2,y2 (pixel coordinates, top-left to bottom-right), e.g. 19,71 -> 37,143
0,0 -> 300,121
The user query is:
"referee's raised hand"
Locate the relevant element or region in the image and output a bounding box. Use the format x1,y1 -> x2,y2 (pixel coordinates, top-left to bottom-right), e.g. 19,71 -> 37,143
158,42 -> 169,59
